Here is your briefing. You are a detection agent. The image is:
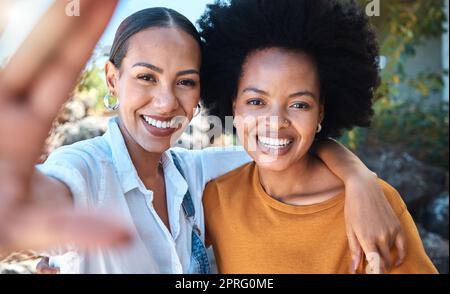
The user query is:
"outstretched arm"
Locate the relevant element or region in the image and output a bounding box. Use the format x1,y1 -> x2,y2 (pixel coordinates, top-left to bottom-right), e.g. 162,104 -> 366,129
314,138 -> 406,274
0,0 -> 130,255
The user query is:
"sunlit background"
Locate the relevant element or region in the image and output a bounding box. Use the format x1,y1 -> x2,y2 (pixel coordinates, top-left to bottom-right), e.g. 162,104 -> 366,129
0,0 -> 216,61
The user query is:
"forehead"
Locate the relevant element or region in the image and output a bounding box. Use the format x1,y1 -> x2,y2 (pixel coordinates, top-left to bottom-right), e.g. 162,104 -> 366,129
240,48 -> 319,88
123,27 -> 201,69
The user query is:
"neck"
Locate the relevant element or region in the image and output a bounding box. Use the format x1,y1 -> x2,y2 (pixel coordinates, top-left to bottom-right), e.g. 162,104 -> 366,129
258,154 -> 317,199
118,122 -> 162,182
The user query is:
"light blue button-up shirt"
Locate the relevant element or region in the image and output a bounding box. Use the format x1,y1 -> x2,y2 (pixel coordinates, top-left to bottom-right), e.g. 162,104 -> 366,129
37,117 -> 251,273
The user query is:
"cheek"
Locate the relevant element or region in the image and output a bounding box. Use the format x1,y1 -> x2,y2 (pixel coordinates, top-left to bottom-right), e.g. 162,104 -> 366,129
233,115 -> 259,151
234,110 -> 256,134
290,117 -> 320,145
118,80 -> 147,107
177,89 -> 201,117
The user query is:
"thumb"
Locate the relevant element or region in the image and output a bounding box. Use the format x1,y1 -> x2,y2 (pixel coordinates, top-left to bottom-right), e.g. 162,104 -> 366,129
394,231 -> 407,267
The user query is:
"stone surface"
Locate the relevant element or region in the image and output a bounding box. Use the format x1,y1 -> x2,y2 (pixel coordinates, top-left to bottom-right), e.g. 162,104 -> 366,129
418,225 -> 449,274
357,144 -> 448,210
420,192 -> 449,239
44,116 -> 109,158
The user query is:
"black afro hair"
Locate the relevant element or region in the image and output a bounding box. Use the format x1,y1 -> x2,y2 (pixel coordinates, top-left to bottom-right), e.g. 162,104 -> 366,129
198,0 -> 380,138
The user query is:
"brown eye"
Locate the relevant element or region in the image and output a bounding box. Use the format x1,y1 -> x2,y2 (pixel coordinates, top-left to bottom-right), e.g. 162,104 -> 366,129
138,74 -> 156,83
247,98 -> 265,106
290,102 -> 310,109
177,79 -> 197,87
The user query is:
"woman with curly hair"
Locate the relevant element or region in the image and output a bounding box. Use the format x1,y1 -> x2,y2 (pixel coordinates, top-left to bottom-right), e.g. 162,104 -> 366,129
200,0 -> 437,273
29,5 -> 403,274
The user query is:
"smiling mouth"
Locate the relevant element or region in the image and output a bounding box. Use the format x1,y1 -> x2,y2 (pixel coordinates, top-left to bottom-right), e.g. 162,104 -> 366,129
141,115 -> 182,129
257,135 -> 294,149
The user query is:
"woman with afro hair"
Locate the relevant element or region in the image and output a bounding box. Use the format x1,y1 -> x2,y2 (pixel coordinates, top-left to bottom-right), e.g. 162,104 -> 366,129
200,0 -> 437,273
31,4 -> 411,274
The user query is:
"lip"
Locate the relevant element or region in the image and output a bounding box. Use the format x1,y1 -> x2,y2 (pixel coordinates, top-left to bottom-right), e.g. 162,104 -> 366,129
256,135 -> 295,156
140,115 -> 180,138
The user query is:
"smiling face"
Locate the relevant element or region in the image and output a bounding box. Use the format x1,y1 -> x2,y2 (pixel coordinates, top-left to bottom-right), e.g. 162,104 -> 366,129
233,47 -> 323,172
105,27 -> 201,153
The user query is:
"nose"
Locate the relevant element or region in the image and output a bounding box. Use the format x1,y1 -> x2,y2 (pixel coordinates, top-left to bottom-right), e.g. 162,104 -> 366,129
151,85 -> 180,115
263,104 -> 290,130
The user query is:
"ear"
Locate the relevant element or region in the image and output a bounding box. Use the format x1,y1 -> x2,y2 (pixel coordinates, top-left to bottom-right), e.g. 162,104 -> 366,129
105,61 -> 119,95
232,99 -> 237,116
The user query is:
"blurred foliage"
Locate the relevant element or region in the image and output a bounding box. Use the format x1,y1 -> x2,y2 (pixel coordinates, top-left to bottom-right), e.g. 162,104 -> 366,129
372,97 -> 449,168
342,0 -> 449,170
74,54 -> 109,114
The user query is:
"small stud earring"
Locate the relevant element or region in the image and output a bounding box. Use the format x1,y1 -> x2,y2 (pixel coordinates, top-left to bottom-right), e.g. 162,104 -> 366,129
316,123 -> 322,133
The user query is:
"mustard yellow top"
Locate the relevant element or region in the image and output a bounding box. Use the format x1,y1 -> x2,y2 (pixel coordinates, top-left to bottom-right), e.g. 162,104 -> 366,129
203,162 -> 438,274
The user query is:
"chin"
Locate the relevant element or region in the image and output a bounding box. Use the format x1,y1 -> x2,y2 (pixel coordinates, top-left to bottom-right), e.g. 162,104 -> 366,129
254,154 -> 293,172
140,138 -> 171,153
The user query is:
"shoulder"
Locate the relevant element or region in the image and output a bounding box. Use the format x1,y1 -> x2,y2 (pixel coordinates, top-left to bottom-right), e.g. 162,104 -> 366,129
377,179 -> 408,216
168,146 -> 252,181
44,136 -> 112,171
203,163 -> 255,222
169,146 -> 249,162
214,161 -> 255,185
38,136 -> 113,193
203,163 -> 254,199
37,136 -> 113,208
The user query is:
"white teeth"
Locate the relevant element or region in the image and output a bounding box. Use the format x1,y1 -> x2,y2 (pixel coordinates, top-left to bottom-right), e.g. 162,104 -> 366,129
143,116 -> 179,129
258,136 -> 293,148
169,119 -> 176,128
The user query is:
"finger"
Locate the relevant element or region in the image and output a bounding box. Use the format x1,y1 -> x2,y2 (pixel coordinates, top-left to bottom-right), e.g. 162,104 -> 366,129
358,240 -> 380,274
346,225 -> 362,274
36,256 -> 50,274
0,0 -> 117,104
0,0 -> 118,174
394,231 -> 407,267
0,0 -> 79,98
3,209 -> 132,254
37,267 -> 60,275
0,0 -> 14,36
377,240 -> 392,273
36,256 -> 49,266
40,256 -> 50,265
30,0 -> 119,126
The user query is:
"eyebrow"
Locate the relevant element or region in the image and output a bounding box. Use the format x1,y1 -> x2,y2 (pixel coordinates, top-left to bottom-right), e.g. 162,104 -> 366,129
288,91 -> 316,99
132,62 -> 199,77
132,62 -> 163,73
243,87 -> 316,99
242,87 -> 269,95
176,69 -> 200,77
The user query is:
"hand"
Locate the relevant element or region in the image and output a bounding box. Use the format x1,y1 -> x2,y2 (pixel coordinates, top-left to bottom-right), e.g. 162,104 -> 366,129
344,173 -> 407,274
0,0 -> 131,255
36,257 -> 60,274
0,1 -> 13,35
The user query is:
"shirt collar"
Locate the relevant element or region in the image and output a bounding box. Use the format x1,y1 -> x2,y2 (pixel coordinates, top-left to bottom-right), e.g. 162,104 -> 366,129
161,151 -> 188,199
103,116 -> 143,194
103,116 -> 188,198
